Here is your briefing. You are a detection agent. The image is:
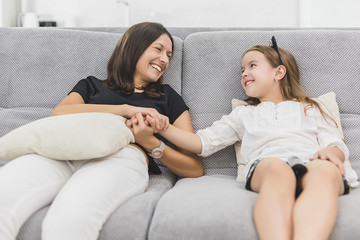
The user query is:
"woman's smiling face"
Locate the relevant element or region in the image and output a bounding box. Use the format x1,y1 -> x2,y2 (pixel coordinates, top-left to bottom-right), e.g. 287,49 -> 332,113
133,34 -> 173,88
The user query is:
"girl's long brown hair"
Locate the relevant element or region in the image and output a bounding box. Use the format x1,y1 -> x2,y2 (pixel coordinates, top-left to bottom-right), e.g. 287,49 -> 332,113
102,22 -> 174,98
242,45 -> 335,125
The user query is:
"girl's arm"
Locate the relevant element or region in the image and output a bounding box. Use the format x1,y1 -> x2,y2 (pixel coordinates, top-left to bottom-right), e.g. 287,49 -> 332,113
131,106 -> 243,160
129,111 -> 203,178
311,146 -> 345,163
51,92 -> 169,131
128,111 -> 203,154
160,107 -> 244,157
313,105 -> 348,177
159,124 -> 202,155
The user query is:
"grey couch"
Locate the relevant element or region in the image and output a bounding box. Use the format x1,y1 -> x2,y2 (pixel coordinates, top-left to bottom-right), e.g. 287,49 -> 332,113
1,27 -> 360,240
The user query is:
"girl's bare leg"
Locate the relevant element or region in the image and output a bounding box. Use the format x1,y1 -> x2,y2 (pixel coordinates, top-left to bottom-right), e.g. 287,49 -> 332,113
293,160 -> 344,240
251,158 -> 296,240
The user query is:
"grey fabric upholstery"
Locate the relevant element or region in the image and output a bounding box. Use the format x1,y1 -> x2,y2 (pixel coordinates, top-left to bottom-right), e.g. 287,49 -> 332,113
63,27 -> 264,40
1,27 -> 360,239
149,175 -> 258,240
65,27 -> 360,40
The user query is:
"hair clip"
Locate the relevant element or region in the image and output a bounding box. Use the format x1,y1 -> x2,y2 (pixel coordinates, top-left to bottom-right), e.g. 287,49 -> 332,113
269,36 -> 283,65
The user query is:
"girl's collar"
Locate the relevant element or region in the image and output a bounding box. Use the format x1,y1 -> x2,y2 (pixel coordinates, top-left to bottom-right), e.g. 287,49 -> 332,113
259,99 -> 298,106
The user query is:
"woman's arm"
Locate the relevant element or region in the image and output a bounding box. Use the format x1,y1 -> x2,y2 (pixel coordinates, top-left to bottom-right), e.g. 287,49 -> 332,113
52,92 -> 128,116
129,111 -> 203,178
51,92 -> 169,131
312,105 -> 349,177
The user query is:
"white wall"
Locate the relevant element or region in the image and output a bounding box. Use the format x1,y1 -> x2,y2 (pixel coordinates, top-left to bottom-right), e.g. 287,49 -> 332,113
2,0 -> 360,28
15,0 -> 300,27
127,0 -> 299,28
1,0 -> 21,27
310,0 -> 360,27
0,0 -> 2,26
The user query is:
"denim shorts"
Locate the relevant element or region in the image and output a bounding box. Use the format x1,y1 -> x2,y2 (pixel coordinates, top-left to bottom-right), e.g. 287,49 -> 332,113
244,158 -> 350,195
245,159 -> 260,191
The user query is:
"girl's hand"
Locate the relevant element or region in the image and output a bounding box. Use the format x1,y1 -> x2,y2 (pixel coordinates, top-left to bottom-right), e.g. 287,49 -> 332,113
310,147 -> 345,177
124,105 -> 169,132
126,113 -> 157,146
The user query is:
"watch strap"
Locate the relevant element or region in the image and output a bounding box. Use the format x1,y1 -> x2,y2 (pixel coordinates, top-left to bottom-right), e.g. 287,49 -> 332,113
150,140 -> 165,158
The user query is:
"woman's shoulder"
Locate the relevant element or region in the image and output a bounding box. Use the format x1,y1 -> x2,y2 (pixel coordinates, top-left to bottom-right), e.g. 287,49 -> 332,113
74,76 -> 101,86
81,75 -> 102,84
81,76 -> 109,89
162,84 -> 177,92
161,84 -> 183,98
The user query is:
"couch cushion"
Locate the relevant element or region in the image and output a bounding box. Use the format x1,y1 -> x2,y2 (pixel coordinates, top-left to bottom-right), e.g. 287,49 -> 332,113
181,30 -> 360,178
149,175 -> 360,240
341,115 -> 360,181
329,188 -> 360,239
148,175 -> 258,240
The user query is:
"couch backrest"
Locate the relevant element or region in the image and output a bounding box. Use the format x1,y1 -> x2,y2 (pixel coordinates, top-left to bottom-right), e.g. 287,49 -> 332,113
0,28 -> 183,137
182,30 -> 360,177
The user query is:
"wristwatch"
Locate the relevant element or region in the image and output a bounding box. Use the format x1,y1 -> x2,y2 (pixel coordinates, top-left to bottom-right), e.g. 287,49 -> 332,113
149,140 -> 165,159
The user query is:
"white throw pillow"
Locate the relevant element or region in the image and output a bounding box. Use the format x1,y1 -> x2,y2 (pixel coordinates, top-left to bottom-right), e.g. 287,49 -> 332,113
0,112 -> 134,161
232,92 -> 358,186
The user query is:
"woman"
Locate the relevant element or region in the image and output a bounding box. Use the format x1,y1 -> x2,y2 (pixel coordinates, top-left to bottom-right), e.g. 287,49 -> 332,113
0,22 -> 202,240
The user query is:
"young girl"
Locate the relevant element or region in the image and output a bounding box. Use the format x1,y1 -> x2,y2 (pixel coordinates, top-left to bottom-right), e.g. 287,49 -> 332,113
0,22 -> 202,240
129,36 -> 352,240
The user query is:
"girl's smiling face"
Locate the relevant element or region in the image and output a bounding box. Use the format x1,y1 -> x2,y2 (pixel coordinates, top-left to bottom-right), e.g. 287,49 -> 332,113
241,50 -> 285,103
134,34 -> 173,89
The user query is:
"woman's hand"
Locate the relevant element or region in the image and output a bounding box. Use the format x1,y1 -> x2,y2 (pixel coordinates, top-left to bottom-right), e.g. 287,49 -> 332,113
310,147 -> 345,177
126,113 -> 160,151
124,105 -> 169,133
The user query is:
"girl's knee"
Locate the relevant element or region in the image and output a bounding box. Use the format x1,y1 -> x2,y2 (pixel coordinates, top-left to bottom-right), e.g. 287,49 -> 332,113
307,160 -> 342,182
303,160 -> 344,194
252,158 -> 296,192
263,158 -> 295,179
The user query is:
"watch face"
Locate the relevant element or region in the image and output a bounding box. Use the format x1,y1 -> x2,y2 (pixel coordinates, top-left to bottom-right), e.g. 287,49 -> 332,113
152,150 -> 162,158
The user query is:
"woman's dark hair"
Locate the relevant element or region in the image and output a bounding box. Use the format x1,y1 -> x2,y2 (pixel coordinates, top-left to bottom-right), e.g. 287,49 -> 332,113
102,22 -> 174,97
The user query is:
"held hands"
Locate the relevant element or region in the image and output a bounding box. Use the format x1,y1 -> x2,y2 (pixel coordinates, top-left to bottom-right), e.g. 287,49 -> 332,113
124,105 -> 169,133
310,146 -> 345,177
126,112 -> 168,150
126,113 -> 156,146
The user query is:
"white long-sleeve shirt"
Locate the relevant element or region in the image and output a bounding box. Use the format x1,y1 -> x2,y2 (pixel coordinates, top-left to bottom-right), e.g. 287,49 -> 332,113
197,101 -> 358,187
